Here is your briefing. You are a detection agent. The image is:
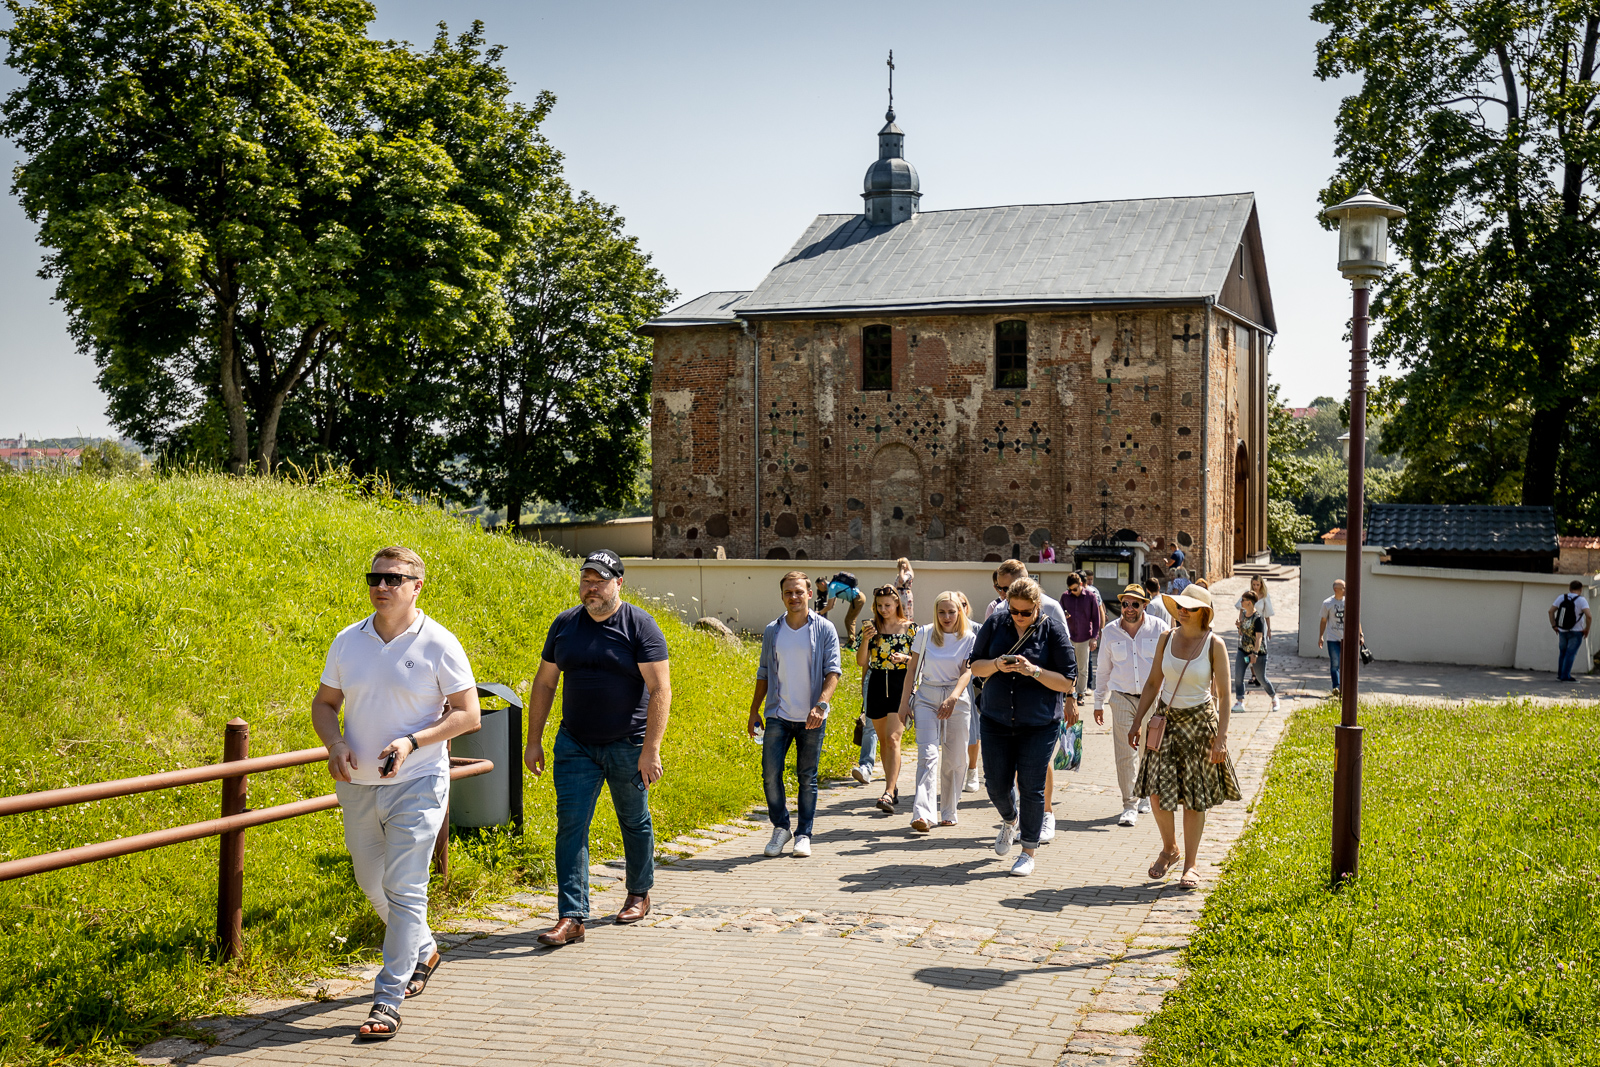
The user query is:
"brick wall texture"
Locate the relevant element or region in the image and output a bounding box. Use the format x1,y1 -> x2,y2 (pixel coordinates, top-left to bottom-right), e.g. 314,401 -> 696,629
650,306 -> 1268,578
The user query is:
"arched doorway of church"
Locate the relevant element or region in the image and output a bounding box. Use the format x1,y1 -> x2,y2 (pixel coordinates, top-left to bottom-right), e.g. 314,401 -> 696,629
1233,440 -> 1249,563
870,444 -> 924,561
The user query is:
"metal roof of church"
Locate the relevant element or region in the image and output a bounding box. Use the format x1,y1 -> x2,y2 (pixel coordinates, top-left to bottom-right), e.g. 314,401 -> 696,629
727,193 -> 1263,317
651,290 -> 751,325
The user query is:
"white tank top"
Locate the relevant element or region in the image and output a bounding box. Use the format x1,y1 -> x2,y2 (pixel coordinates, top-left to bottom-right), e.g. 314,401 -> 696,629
1160,631 -> 1216,708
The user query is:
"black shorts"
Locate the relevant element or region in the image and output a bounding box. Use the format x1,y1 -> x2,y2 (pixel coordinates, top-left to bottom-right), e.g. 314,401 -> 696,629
864,668 -> 908,719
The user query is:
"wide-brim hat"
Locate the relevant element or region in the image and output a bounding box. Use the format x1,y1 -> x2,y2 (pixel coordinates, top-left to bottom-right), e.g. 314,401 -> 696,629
1117,583 -> 1149,603
1162,583 -> 1214,625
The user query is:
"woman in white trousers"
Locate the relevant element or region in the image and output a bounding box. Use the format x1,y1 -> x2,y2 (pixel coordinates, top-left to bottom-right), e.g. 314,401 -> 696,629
898,591 -> 977,832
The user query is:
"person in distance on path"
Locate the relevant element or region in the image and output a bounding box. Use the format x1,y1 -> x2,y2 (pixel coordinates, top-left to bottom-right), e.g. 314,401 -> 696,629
898,591 -> 976,832
1317,579 -> 1362,696
816,574 -> 866,649
1129,583 -> 1240,890
1094,584 -> 1168,828
527,550 -> 671,948
970,577 -> 1078,877
1550,579 -> 1591,683
312,546 -> 481,1040
1143,578 -> 1172,626
749,571 -> 841,858
1232,591 -> 1280,713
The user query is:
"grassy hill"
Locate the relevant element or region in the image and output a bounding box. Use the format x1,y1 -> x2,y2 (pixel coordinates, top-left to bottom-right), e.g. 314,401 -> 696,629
0,472 -> 860,1065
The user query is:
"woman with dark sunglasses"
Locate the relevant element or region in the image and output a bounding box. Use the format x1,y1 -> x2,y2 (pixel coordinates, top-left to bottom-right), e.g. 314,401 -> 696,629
969,577 -> 1078,876
856,585 -> 917,813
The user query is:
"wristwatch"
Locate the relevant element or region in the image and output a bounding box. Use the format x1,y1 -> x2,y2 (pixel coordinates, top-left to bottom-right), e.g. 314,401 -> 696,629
815,701 -> 831,714
1030,666 -> 1042,679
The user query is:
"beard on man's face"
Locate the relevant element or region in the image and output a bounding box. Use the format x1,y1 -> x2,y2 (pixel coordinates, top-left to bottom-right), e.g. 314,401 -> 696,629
583,589 -> 620,616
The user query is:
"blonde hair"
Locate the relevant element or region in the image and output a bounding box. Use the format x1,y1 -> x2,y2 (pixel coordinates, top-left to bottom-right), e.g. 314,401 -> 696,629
779,570 -> 811,590
1005,577 -> 1044,608
929,590 -> 971,646
372,546 -> 426,581
896,557 -> 912,570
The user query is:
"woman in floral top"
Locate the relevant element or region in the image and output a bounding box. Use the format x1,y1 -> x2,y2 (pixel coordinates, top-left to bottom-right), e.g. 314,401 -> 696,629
857,586 -> 917,813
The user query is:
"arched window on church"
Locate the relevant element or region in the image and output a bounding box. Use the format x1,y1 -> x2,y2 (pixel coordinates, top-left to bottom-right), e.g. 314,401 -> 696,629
862,324 -> 892,391
996,320 -> 1028,388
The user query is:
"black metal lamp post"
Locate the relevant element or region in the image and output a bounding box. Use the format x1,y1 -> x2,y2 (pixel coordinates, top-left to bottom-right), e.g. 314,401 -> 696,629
1321,188 -> 1405,885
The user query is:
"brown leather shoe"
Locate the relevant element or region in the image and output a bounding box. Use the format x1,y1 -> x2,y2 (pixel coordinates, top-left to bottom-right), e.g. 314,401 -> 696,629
615,892 -> 651,924
536,917 -> 585,947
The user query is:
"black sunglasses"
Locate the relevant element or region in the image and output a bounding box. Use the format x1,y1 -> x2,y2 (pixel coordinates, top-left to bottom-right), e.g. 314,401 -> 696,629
1011,607 -> 1038,618
1119,599 -> 1144,609
366,572 -> 420,588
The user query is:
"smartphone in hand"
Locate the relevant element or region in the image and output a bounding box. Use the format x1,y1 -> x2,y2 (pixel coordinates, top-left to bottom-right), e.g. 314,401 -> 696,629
380,751 -> 398,777
1001,655 -> 1020,666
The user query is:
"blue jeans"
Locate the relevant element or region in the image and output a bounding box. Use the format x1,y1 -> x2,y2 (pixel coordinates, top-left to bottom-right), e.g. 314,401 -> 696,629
857,671 -> 878,767
335,775 -> 447,1011
553,729 -> 654,920
979,718 -> 1057,848
762,715 -> 827,838
1233,649 -> 1276,700
1557,630 -> 1585,680
1326,640 -> 1342,690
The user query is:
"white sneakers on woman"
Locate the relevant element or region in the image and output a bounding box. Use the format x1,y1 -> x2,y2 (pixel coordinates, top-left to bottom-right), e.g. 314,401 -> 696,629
763,827 -> 792,857
963,767 -> 980,792
1009,852 -> 1035,876
1039,812 -> 1057,842
994,821 -> 1017,856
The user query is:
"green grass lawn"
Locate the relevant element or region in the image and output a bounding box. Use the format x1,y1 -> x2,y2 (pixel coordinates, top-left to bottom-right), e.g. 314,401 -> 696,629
0,471 -> 863,1065
1139,698 -> 1600,1067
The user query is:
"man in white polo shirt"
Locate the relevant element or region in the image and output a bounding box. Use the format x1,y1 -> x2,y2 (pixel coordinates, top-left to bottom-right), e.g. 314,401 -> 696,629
311,546 -> 480,1040
1094,584 -> 1168,827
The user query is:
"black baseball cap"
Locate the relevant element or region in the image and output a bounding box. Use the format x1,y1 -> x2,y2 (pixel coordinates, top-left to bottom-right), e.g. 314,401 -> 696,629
582,549 -> 624,580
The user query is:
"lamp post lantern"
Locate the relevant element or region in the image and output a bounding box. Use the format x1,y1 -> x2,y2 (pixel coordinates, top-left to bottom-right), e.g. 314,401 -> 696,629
1322,187 -> 1405,886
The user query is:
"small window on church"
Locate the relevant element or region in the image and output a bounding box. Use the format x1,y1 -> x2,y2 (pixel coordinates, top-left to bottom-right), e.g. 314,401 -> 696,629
863,325 -> 892,391
995,320 -> 1027,388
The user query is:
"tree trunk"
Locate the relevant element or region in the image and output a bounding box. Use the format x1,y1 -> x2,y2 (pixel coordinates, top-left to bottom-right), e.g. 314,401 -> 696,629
507,496 -> 522,534
217,307 -> 252,475
1521,399 -> 1570,507
255,390 -> 288,475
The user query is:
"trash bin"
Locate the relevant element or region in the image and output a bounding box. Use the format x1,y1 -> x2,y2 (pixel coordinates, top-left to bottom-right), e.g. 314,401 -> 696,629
449,683 -> 525,832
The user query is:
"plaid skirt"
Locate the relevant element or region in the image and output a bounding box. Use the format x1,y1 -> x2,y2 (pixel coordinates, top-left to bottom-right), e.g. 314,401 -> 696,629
1133,697 -> 1241,812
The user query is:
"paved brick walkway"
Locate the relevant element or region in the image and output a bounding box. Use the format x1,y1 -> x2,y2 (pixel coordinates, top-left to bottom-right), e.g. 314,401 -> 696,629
145,686 -> 1291,1067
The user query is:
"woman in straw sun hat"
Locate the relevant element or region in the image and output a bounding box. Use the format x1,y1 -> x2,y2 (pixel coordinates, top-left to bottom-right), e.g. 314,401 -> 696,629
1128,582 -> 1241,890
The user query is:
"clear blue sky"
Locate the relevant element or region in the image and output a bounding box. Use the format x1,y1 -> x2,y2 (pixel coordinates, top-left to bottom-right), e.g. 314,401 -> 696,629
0,0 -> 1359,439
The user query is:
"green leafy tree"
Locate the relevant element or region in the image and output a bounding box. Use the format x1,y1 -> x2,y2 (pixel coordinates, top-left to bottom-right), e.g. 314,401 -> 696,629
78,439 -> 144,477
1315,1 -> 1600,525
1267,380 -> 1317,555
2,4 -> 546,473
450,186 -> 674,529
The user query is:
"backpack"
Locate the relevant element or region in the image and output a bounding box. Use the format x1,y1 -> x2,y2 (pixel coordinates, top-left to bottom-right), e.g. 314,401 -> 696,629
1558,594 -> 1579,631
832,571 -> 858,589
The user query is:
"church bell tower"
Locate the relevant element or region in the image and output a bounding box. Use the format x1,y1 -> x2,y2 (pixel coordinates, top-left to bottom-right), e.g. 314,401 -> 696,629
862,52 -> 920,225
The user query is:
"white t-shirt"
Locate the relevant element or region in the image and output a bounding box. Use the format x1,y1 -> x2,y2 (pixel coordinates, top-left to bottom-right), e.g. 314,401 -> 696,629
912,626 -> 977,686
1235,592 -> 1274,618
1320,596 -> 1346,643
773,618 -> 814,722
1553,593 -> 1591,632
321,611 -> 475,785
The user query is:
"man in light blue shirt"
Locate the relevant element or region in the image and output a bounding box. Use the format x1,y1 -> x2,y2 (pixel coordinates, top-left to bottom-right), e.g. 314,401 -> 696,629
749,571 -> 842,858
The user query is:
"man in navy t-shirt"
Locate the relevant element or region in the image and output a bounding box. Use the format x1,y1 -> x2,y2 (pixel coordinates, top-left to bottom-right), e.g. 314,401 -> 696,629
525,550 -> 671,947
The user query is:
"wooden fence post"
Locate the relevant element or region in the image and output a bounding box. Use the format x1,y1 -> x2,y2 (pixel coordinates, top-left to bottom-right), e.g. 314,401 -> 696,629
217,718 -> 249,960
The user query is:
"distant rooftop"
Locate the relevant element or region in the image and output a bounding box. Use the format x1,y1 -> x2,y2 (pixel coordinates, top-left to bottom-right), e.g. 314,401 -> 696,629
1369,504 -> 1559,565
650,291 -> 750,326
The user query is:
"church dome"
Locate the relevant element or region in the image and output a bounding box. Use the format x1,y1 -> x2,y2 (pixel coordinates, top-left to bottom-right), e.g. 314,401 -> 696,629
862,108 -> 921,226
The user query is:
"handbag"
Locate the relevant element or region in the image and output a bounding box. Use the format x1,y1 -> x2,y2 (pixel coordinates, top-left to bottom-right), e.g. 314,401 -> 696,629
852,715 -> 864,745
1146,633 -> 1198,753
1359,641 -> 1373,666
1053,720 -> 1083,771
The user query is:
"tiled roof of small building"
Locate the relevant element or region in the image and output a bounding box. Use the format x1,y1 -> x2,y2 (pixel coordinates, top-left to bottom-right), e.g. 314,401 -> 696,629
1368,504 -> 1559,555
734,194 -> 1261,317
650,290 -> 750,325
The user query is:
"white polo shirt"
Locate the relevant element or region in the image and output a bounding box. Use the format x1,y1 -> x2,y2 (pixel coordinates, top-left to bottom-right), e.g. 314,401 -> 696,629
321,611 -> 476,785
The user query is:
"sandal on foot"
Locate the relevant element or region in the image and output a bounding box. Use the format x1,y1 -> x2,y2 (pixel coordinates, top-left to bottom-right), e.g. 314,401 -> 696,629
876,790 -> 898,814
910,818 -> 931,832
1178,868 -> 1201,889
404,950 -> 440,999
358,1003 -> 401,1040
1147,850 -> 1181,879
938,820 -> 957,827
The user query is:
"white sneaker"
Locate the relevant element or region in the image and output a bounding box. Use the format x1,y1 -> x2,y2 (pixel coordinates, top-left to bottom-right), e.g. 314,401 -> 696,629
963,767 -> 980,793
792,835 -> 811,858
1231,701 -> 1246,713
994,821 -> 1017,856
851,764 -> 871,785
1117,808 -> 1138,827
1009,852 -> 1035,876
1272,697 -> 1282,712
1138,798 -> 1152,814
763,827 -> 792,857
1039,812 -> 1057,843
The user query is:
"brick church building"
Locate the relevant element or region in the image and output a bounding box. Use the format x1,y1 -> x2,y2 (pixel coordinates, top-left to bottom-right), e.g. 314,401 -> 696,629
643,106 -> 1275,578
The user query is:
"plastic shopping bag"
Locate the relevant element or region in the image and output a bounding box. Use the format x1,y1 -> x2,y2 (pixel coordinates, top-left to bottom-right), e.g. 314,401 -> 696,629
1053,720 -> 1083,771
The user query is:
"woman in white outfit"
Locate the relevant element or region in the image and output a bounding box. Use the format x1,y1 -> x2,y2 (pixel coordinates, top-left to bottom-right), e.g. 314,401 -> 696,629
897,591 -> 975,832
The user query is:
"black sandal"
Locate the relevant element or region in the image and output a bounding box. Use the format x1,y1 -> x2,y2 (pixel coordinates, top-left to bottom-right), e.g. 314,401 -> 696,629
405,950 -> 440,999
876,788 -> 898,814
358,1003 -> 401,1040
